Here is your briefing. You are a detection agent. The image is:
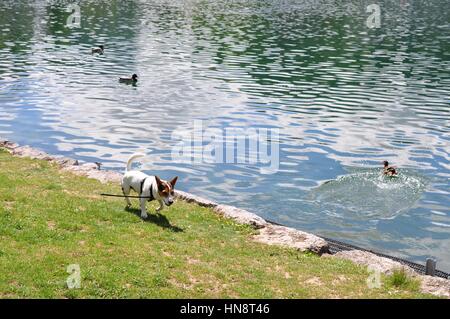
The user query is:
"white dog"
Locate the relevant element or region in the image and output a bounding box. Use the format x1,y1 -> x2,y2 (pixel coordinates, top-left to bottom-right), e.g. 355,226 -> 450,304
121,153 -> 178,219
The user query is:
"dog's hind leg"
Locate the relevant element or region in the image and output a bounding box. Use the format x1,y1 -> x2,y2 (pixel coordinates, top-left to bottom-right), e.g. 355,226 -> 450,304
122,185 -> 132,208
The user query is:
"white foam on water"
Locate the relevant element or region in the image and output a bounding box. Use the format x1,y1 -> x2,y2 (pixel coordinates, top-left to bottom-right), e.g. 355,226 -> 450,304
431,210 -> 447,216
311,169 -> 428,220
431,222 -> 450,228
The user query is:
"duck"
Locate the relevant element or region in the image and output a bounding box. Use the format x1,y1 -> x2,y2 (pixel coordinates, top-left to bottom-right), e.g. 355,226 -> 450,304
91,45 -> 104,55
383,160 -> 398,176
94,162 -> 102,170
119,74 -> 138,84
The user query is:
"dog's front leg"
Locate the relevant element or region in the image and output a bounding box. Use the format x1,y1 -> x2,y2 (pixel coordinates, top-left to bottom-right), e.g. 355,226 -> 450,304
156,200 -> 164,212
139,198 -> 148,219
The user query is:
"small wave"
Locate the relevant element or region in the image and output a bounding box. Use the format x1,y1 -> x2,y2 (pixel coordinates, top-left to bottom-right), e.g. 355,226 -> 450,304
431,222 -> 450,228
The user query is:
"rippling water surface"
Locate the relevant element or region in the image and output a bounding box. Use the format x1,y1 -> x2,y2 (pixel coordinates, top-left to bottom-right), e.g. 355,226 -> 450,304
1,0 -> 449,270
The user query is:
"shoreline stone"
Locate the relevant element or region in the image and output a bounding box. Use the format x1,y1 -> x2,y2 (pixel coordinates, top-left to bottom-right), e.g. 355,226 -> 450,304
333,250 -> 416,276
1,137 -> 448,298
213,204 -> 268,229
174,190 -> 218,208
332,250 -> 450,297
62,163 -> 123,184
253,224 -> 330,255
420,276 -> 450,298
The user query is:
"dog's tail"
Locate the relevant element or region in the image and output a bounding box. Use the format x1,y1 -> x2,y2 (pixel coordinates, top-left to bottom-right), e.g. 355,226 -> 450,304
126,153 -> 145,172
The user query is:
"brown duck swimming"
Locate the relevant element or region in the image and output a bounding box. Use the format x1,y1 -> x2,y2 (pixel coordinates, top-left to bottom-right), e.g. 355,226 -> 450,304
383,160 -> 398,176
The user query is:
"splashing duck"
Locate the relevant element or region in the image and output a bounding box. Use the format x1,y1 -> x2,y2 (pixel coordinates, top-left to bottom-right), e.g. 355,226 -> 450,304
383,161 -> 398,177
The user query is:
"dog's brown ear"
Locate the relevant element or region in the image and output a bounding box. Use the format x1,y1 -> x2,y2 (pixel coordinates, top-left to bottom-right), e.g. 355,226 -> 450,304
170,176 -> 178,188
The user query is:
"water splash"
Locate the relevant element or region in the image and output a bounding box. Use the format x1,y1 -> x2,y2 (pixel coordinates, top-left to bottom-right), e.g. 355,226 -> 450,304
311,169 -> 428,220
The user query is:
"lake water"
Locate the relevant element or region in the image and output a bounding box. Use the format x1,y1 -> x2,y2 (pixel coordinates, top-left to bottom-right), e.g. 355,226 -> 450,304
1,0 -> 449,270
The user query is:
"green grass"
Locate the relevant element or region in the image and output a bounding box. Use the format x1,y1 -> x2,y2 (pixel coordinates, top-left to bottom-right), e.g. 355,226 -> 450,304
386,269 -> 420,291
0,149 -> 435,298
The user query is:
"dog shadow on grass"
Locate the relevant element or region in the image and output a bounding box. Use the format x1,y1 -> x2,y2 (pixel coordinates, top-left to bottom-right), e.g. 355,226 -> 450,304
125,207 -> 183,232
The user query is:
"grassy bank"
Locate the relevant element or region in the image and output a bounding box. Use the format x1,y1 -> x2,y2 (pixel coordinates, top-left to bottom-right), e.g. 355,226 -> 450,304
0,149 -> 433,298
